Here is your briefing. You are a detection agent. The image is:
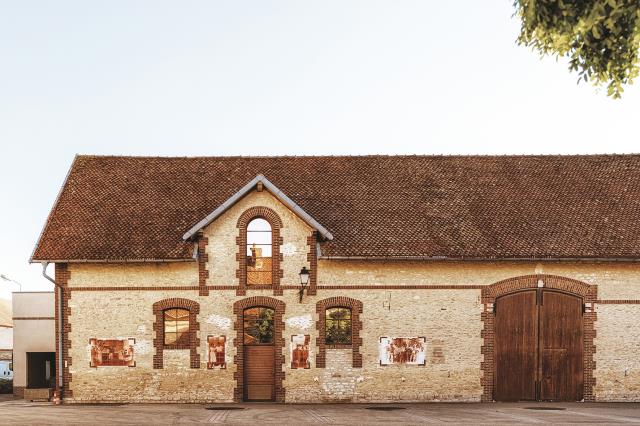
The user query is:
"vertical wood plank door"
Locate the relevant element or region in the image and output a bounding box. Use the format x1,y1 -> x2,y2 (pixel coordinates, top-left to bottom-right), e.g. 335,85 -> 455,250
244,346 -> 275,401
494,289 -> 583,402
539,290 -> 584,401
494,290 -> 538,401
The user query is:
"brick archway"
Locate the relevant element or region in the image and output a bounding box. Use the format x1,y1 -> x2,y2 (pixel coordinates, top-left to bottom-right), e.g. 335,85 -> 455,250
233,296 -> 286,402
480,274 -> 597,402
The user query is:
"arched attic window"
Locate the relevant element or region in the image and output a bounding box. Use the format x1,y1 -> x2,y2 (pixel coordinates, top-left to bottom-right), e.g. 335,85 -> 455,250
246,218 -> 272,286
236,206 -> 283,295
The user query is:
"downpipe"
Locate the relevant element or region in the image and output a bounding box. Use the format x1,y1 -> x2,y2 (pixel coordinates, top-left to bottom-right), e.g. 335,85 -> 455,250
40,262 -> 63,404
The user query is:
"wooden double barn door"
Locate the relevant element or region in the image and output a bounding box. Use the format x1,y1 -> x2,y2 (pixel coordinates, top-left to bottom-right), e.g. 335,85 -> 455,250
494,289 -> 583,402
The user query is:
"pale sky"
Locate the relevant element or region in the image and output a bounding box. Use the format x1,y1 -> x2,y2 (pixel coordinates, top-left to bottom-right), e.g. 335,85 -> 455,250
1,1 -> 639,299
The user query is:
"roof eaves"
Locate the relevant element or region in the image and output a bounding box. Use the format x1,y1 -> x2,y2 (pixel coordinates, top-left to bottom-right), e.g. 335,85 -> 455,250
30,258 -> 195,264
182,174 -> 334,241
318,255 -> 640,262
29,154 -> 80,263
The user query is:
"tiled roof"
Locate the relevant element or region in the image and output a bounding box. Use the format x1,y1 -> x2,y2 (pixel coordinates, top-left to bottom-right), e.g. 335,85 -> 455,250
31,154 -> 640,262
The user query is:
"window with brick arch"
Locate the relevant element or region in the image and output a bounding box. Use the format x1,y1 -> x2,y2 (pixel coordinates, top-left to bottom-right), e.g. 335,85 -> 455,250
246,218 -> 272,285
325,307 -> 352,345
163,308 -> 190,347
316,297 -> 362,368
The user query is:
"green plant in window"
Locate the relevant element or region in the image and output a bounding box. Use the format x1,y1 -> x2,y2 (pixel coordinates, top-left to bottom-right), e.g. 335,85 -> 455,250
254,308 -> 274,343
325,307 -> 352,345
244,307 -> 275,344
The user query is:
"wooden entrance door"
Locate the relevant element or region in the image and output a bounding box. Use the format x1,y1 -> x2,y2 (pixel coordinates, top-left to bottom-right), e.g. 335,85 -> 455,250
494,291 -> 538,401
243,307 -> 276,401
244,346 -> 275,401
539,291 -> 583,401
494,289 -> 583,402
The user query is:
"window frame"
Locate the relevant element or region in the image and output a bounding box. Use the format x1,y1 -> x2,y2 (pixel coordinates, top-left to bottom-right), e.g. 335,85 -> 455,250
245,218 -> 274,286
316,297 -> 363,368
236,207 -> 284,296
242,306 -> 276,345
324,306 -> 353,347
152,298 -> 200,369
162,308 -> 191,348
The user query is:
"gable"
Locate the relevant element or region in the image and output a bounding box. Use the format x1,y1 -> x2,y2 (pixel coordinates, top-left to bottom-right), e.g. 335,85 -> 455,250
183,174 -> 332,241
202,189 -> 314,286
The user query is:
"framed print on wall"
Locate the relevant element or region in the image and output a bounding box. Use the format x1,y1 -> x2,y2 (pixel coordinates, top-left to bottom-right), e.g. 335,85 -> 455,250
290,334 -> 311,369
207,335 -> 227,369
379,337 -> 426,366
89,338 -> 136,367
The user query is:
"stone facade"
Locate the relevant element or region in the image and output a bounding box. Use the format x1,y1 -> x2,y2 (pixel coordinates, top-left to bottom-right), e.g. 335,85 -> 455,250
56,189 -> 640,403
593,304 -> 640,401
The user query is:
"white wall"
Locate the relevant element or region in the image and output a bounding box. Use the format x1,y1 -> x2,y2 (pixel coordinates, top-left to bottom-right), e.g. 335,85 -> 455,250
12,292 -> 55,389
0,326 -> 12,350
13,292 -> 54,318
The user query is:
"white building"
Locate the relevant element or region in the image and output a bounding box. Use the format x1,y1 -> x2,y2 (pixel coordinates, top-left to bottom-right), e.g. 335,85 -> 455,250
12,292 -> 55,399
0,324 -> 12,380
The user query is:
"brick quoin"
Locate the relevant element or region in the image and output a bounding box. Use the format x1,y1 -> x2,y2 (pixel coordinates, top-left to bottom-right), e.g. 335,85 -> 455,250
306,231 -> 318,296
197,232 -> 209,296
480,274 -> 597,402
235,206 -> 284,296
233,296 -> 286,403
316,297 -> 363,369
152,298 -> 201,369
55,263 -> 73,399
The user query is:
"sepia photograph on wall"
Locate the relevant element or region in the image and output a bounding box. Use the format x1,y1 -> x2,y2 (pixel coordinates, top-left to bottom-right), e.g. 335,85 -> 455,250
290,334 -> 311,369
89,338 -> 136,367
207,335 -> 227,369
379,337 -> 426,366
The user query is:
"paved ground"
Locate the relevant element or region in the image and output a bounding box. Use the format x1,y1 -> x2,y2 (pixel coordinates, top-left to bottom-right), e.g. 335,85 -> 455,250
1,396 -> 640,425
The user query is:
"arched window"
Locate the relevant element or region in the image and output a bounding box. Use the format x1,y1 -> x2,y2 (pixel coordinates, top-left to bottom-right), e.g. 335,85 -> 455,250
163,308 -> 190,347
325,307 -> 352,345
246,218 -> 272,286
243,307 -> 275,344
236,207 -> 283,295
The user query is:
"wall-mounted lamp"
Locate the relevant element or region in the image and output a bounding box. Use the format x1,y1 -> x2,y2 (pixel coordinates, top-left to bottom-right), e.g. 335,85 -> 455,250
299,266 -> 310,303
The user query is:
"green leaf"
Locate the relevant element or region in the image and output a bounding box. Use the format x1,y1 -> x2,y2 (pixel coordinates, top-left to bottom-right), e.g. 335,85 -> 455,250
514,0 -> 640,98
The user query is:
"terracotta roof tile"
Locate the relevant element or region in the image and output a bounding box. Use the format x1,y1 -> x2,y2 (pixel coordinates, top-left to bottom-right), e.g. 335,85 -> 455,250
31,154 -> 640,261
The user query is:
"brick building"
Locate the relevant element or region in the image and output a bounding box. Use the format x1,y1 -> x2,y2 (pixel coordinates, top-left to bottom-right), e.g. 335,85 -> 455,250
30,155 -> 640,403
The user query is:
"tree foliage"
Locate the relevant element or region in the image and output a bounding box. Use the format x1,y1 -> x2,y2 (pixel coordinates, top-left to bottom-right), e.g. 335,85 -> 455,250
515,0 -> 640,97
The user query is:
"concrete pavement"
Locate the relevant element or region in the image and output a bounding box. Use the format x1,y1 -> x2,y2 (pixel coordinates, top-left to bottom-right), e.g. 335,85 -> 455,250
1,397 -> 640,425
